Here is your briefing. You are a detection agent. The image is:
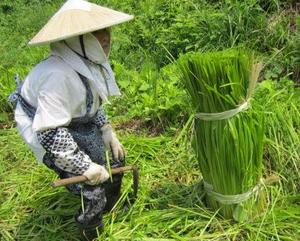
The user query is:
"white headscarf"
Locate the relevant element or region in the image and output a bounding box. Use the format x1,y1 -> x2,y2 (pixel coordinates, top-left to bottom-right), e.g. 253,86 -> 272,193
50,32 -> 121,102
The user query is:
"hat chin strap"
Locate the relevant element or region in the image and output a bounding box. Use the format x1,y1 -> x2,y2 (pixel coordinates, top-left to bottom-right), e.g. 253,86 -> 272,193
79,35 -> 88,59
64,37 -> 89,62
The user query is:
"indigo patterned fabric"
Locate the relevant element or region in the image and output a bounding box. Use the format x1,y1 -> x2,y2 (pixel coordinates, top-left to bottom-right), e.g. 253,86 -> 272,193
93,107 -> 108,128
37,128 -> 91,174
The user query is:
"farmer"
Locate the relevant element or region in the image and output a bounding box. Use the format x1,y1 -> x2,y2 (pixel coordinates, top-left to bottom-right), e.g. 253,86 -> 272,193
9,0 -> 133,240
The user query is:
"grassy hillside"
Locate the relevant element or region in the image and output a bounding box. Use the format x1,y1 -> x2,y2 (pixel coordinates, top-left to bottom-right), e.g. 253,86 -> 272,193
0,0 -> 299,240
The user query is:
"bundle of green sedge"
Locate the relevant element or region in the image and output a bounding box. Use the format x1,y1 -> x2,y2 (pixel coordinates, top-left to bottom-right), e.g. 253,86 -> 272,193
178,49 -> 265,221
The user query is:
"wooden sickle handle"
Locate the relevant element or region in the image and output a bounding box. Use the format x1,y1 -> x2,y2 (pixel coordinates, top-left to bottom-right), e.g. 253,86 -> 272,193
51,166 -> 138,187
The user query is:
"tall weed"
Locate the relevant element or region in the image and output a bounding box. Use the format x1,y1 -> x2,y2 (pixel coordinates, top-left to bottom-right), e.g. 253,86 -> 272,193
253,79 -> 300,193
107,60 -> 190,128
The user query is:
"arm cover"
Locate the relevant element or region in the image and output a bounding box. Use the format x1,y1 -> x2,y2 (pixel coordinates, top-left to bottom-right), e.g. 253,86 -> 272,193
37,128 -> 92,174
93,106 -> 108,128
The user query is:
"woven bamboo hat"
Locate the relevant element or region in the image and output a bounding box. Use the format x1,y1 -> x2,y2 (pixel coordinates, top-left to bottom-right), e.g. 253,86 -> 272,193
29,0 -> 134,46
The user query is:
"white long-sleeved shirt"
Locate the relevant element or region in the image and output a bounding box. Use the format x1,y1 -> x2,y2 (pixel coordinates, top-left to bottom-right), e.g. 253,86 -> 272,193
15,33 -> 119,163
15,55 -> 102,161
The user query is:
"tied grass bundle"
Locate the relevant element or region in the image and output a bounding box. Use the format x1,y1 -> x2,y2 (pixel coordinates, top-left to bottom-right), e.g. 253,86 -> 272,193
178,49 -> 265,221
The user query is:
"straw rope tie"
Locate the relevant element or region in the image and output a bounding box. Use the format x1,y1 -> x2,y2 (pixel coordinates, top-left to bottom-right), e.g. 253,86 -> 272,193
194,99 -> 250,121
203,178 -> 264,205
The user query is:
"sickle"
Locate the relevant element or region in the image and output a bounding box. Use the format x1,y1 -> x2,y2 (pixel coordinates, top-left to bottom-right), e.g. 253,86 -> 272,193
51,165 -> 139,199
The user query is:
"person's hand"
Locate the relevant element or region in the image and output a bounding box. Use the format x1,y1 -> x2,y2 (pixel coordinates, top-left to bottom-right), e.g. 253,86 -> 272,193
101,123 -> 125,161
83,162 -> 109,185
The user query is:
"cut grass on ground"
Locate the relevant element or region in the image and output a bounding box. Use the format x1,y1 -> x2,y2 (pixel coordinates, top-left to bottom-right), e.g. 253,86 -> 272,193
0,128 -> 299,241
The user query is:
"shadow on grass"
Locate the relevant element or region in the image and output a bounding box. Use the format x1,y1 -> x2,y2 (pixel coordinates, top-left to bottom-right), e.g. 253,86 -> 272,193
147,181 -> 206,210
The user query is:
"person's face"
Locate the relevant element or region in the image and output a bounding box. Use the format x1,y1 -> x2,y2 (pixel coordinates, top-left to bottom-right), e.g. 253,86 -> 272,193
92,29 -> 111,57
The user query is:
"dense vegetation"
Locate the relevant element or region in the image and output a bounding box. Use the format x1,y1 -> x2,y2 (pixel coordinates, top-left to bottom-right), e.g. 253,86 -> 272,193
0,0 -> 299,240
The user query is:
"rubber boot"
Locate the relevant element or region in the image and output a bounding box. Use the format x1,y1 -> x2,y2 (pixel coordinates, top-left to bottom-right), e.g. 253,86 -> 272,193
103,173 -> 122,212
77,216 -> 104,241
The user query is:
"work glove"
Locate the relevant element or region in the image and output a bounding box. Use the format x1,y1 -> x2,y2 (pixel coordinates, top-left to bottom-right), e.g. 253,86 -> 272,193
101,123 -> 125,161
83,162 -> 109,185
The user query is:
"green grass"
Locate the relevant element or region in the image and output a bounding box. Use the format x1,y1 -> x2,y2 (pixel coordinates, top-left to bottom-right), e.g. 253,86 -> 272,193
0,100 -> 299,241
0,52 -> 299,241
0,0 -> 299,240
0,0 -> 299,78
0,127 -> 299,240
1,52 -> 299,241
253,79 -> 300,194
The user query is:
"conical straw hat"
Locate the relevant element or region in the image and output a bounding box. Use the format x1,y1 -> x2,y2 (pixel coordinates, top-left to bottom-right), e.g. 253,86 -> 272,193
29,0 -> 134,46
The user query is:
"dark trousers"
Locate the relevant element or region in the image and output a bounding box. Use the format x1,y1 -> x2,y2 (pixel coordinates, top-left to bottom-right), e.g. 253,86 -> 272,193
43,154 -> 124,227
